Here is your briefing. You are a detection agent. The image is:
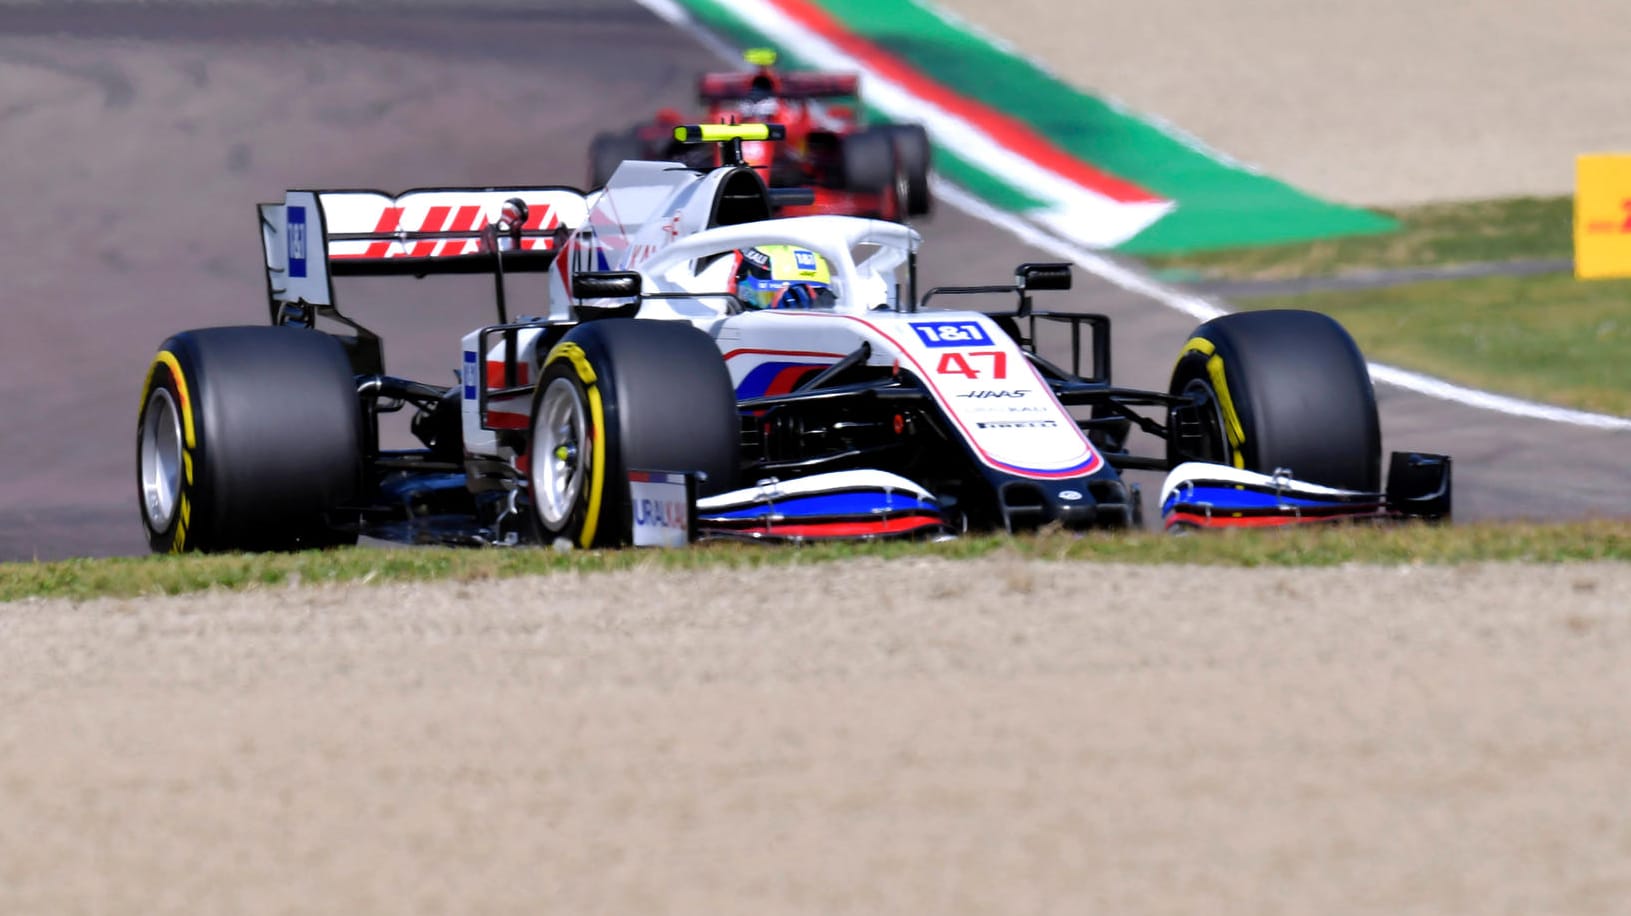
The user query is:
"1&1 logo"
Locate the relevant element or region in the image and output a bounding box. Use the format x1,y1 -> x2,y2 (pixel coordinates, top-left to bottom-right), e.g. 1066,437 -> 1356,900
910,320 -> 993,348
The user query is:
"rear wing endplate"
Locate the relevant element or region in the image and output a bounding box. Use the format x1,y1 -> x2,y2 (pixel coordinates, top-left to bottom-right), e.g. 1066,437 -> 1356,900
260,187 -> 589,308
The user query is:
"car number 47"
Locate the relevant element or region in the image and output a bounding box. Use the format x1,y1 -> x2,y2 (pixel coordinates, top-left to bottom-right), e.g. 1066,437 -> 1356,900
936,350 -> 1007,379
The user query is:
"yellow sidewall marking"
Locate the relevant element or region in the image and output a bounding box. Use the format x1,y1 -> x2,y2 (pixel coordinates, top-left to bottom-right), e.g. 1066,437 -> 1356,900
1175,335 -> 1215,362
546,342 -> 607,548
147,351 -> 197,449
1178,336 -> 1247,470
141,349 -> 200,552
172,494 -> 190,555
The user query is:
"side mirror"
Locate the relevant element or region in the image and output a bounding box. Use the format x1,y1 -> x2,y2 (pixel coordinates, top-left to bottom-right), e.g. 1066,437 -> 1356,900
1015,262 -> 1071,291
768,187 -> 816,210
572,271 -> 642,300
500,198 -> 529,230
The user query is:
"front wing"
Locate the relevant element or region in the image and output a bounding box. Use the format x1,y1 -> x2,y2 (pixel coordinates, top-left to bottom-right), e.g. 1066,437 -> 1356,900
630,469 -> 946,543
1159,453 -> 1452,530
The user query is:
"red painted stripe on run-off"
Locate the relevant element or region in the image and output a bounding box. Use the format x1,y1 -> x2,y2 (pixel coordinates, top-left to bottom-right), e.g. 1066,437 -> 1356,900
768,0 -> 1162,205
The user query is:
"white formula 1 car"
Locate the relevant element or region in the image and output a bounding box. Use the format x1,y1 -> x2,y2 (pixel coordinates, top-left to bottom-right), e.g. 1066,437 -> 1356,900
135,124 -> 1449,552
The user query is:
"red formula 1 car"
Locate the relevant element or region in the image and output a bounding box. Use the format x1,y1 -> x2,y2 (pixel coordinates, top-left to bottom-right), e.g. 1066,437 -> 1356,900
588,48 -> 931,221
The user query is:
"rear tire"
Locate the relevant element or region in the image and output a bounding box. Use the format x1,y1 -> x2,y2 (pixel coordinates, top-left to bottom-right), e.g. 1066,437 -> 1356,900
887,123 -> 932,217
588,132 -> 650,189
1168,309 -> 1381,491
527,319 -> 739,548
840,127 -> 898,196
136,326 -> 362,553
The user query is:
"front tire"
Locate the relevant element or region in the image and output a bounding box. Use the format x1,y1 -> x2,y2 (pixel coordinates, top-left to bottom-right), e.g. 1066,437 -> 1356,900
1168,309 -> 1381,491
527,319 -> 739,548
136,326 -> 362,553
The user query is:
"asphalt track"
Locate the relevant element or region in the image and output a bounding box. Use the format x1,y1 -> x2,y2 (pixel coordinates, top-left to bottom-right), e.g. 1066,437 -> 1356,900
1,0 -> 1625,562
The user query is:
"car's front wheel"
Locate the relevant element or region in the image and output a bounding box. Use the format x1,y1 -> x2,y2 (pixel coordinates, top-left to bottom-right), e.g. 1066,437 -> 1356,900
1168,309 -> 1381,491
527,319 -> 740,548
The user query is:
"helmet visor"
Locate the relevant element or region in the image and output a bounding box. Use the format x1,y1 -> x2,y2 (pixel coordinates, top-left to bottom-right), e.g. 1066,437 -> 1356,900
739,276 -> 835,309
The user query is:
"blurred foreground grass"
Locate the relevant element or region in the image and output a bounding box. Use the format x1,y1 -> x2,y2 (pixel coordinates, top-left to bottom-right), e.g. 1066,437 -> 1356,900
3,519 -> 1626,603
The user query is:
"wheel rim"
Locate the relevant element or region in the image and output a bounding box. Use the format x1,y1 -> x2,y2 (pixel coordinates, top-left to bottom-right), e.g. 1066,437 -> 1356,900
530,377 -> 589,529
1182,378 -> 1231,466
139,388 -> 183,531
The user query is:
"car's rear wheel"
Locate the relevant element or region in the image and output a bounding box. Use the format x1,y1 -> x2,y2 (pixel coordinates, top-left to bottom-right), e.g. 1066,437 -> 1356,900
588,132 -> 650,188
136,326 -> 362,553
840,127 -> 899,198
1168,309 -> 1381,491
527,319 -> 739,548
887,123 -> 932,217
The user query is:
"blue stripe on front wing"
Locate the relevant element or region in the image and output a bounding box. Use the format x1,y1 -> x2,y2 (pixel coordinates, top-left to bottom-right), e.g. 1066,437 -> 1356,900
701,490 -> 938,521
1161,486 -> 1356,514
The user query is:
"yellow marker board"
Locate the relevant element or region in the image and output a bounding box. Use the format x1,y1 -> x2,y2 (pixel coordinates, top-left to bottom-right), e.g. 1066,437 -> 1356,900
1575,154 -> 1631,278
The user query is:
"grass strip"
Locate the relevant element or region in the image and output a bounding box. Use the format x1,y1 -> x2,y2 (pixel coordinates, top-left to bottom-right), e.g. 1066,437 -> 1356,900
3,520 -> 1626,603
1142,196 -> 1571,281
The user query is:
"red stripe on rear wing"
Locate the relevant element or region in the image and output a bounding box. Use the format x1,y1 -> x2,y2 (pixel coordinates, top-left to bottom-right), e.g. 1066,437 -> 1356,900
261,187 -> 589,307
318,189 -> 587,266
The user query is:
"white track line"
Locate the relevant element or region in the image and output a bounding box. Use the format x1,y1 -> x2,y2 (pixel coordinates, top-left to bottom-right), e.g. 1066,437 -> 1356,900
637,0 -> 1631,433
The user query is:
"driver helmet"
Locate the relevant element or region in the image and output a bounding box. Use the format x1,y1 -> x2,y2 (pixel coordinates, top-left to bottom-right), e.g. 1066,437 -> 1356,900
737,92 -> 781,122
734,245 -> 837,310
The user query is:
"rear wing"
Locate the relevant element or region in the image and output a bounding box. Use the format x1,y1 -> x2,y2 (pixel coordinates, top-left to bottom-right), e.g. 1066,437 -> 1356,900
697,71 -> 859,103
259,187 -> 589,308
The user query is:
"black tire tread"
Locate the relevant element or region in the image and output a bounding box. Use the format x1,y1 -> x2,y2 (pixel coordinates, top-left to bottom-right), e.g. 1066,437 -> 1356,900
840,127 -> 898,195
531,319 -> 739,547
1169,309 -> 1380,492
589,132 -> 652,189
137,326 -> 361,553
888,123 -> 932,217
